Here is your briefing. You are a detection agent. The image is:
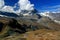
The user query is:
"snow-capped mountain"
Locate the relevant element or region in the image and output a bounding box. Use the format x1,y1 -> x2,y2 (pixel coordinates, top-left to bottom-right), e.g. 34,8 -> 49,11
0,9 -> 42,19
19,9 -> 38,16
40,11 -> 60,24
0,11 -> 19,18
40,11 -> 50,17
18,9 -> 42,19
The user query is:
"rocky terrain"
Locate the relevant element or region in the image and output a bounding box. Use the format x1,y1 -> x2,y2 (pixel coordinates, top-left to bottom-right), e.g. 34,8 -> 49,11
0,15 -> 60,40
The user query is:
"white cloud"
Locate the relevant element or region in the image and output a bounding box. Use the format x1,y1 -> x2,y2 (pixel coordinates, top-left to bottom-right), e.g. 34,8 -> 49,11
0,0 -> 4,9
42,5 -> 60,13
0,0 -> 17,13
0,0 -> 34,14
18,0 -> 34,10
1,6 -> 14,12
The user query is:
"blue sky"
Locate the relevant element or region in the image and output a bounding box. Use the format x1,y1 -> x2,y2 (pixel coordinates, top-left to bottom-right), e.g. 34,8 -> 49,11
4,0 -> 60,12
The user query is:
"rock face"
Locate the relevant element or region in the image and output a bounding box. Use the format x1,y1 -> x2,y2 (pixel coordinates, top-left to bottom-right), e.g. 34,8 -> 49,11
8,18 -> 27,33
38,17 -> 60,30
40,12 -> 60,24
0,22 -> 4,32
48,13 -> 60,21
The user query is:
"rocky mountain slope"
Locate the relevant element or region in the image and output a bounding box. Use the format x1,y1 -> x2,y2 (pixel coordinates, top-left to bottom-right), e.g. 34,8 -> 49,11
40,12 -> 60,24
0,11 -> 60,40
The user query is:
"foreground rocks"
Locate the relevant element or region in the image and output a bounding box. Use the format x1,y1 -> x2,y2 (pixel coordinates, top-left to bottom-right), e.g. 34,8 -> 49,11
1,29 -> 60,40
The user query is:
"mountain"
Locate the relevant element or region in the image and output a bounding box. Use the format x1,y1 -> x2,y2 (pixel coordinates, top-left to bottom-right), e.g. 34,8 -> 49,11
0,10 -> 60,40
0,9 -> 42,21
0,11 -> 19,18
40,12 -> 60,24
19,9 -> 42,19
47,13 -> 60,21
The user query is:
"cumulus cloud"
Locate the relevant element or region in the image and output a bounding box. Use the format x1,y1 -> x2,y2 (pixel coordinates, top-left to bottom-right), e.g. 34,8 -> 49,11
0,0 -> 34,14
18,0 -> 34,10
0,0 -> 4,9
1,6 -> 14,12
